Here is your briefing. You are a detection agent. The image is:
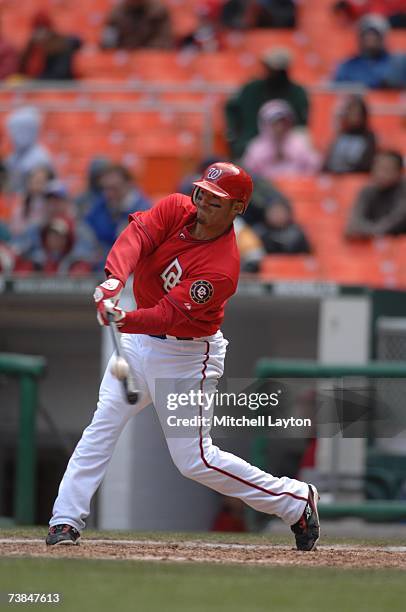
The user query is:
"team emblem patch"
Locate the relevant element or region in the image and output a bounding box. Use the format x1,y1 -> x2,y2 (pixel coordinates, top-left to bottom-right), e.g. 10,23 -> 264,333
190,280 -> 214,304
207,167 -> 222,180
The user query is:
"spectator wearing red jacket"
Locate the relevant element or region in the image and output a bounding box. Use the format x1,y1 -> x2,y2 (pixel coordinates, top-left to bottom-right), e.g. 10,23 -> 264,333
19,11 -> 82,80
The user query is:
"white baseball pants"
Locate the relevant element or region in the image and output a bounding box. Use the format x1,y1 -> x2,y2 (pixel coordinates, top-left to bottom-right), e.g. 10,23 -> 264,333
50,332 -> 308,531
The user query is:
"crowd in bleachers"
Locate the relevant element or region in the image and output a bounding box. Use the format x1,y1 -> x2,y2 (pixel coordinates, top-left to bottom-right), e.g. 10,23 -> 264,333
0,0 -> 405,287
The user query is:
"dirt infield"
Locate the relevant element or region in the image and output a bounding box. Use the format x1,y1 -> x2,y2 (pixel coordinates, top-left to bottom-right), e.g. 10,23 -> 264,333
1,539 -> 406,569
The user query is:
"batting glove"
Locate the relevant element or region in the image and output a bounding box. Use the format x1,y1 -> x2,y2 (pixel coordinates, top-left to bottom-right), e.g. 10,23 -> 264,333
94,277 -> 124,325
93,277 -> 123,304
97,299 -> 127,328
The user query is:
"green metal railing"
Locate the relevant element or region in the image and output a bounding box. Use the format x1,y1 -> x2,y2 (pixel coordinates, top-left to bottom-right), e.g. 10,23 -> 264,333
0,353 -> 46,525
255,359 -> 406,521
256,359 -> 406,379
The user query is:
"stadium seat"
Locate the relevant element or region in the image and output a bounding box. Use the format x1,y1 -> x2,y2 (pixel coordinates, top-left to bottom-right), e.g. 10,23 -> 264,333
260,255 -> 322,281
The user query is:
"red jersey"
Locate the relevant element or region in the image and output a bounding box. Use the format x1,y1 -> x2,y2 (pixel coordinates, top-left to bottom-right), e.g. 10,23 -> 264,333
105,193 -> 240,337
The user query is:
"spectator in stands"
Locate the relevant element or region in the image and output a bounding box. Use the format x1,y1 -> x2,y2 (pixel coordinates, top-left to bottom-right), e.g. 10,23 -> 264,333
222,0 -> 296,29
10,165 -> 55,235
100,0 -> 173,50
0,20 -> 19,80
345,150 -> 406,238
256,200 -> 311,254
43,179 -> 75,219
179,0 -> 226,52
80,164 -> 150,267
241,100 -> 320,179
238,172 -> 310,256
5,106 -> 54,193
332,1 -> 406,28
75,157 -> 111,219
323,94 -> 377,174
11,179 -> 74,258
333,14 -> 406,88
19,11 -> 82,80
225,48 -> 309,158
13,215 -> 92,275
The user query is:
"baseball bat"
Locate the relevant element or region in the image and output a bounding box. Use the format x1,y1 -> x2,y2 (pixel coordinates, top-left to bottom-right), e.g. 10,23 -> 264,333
107,313 -> 139,404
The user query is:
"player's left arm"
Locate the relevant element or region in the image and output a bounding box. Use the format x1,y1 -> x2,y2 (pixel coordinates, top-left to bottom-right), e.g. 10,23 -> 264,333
99,274 -> 236,334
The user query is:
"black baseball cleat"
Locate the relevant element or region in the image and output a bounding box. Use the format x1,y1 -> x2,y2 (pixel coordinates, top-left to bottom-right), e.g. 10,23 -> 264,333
290,484 -> 320,551
46,524 -> 81,546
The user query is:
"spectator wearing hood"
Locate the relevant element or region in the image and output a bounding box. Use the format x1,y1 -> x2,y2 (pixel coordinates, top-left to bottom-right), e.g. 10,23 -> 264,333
100,0 -> 173,50
323,94 -> 377,174
346,150 -> 406,238
5,106 -> 54,193
241,100 -> 320,180
14,215 -> 92,275
225,48 -> 309,158
79,164 -> 150,268
19,11 -> 82,80
334,14 -> 406,88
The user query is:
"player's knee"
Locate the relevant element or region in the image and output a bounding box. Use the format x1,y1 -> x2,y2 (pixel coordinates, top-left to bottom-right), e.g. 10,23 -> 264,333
169,447 -> 203,480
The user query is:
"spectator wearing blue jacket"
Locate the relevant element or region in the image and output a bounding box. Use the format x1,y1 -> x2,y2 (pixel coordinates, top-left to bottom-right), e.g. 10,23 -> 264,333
334,14 -> 406,89
81,163 -> 150,268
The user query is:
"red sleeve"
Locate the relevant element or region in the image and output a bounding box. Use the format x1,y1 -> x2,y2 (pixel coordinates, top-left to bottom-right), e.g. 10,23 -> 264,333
105,193 -> 185,283
119,274 -> 236,335
105,221 -> 148,284
119,297 -> 186,334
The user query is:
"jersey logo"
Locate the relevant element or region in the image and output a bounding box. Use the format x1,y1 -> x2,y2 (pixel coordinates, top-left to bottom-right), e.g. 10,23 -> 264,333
161,257 -> 183,292
207,167 -> 222,180
190,280 -> 214,304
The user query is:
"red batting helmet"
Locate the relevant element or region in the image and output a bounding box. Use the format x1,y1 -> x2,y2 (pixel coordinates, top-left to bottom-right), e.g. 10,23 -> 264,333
192,162 -> 253,213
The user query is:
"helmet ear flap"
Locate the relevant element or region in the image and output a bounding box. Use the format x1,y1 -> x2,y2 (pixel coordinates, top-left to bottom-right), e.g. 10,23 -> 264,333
192,186 -> 201,205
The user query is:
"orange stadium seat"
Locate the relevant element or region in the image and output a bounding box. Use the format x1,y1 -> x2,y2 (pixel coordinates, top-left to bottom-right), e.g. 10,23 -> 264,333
272,176 -> 321,202
370,114 -> 406,152
329,175 -> 367,210
191,53 -> 252,85
129,51 -> 195,82
260,255 -> 322,281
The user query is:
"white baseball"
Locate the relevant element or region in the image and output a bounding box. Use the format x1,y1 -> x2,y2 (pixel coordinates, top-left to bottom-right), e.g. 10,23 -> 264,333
110,356 -> 130,380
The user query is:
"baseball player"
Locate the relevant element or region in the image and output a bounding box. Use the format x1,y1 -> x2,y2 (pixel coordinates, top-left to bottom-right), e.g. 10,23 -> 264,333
46,161 -> 320,551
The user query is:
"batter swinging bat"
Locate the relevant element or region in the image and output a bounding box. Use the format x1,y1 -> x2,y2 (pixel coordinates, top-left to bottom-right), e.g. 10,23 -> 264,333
107,313 -> 139,404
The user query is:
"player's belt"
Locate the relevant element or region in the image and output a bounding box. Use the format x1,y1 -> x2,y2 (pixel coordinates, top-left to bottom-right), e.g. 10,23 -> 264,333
149,334 -> 194,341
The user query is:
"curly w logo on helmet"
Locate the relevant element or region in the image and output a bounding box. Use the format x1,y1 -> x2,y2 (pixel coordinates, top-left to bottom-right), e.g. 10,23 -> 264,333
207,167 -> 222,179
